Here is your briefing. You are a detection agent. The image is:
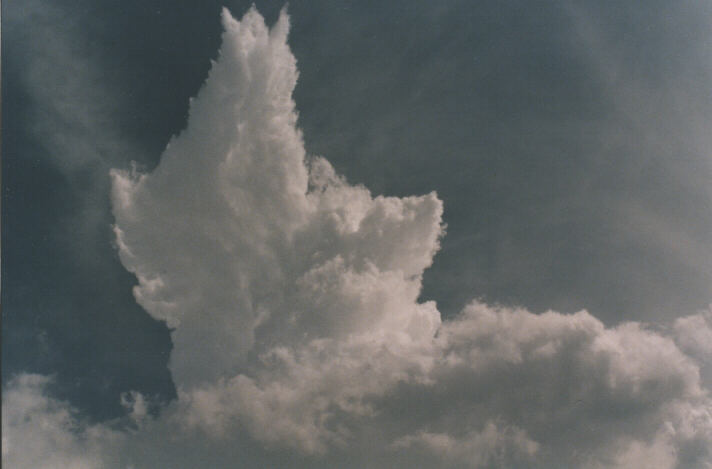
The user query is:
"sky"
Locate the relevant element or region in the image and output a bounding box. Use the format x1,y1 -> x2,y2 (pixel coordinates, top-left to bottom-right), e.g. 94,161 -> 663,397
2,1 -> 712,468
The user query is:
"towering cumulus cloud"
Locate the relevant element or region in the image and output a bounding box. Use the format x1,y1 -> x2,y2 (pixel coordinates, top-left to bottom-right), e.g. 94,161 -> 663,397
4,7 -> 711,469
110,7 -> 443,394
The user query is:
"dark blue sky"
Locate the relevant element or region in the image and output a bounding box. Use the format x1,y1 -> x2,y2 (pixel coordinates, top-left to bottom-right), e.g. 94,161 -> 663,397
4,0 -> 711,428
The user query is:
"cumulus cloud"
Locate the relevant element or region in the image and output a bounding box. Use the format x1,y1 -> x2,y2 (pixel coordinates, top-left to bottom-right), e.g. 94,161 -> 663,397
2,375 -> 120,469
5,6 -> 712,469
110,6 -> 443,391
674,306 -> 712,363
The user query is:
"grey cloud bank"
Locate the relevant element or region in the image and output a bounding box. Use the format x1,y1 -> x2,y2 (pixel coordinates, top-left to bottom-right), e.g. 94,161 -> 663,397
4,8 -> 712,468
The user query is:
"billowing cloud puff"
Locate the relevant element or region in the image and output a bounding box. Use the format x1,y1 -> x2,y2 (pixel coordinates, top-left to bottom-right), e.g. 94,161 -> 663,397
5,7 -> 712,469
674,306 -> 712,363
110,7 -> 443,392
1,375 -> 121,469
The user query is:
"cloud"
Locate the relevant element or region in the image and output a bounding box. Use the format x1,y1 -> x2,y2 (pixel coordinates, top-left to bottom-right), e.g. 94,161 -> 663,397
5,6 -> 712,469
1,375 -> 121,469
4,0 -> 143,265
110,6 -> 444,391
420,302 -> 711,467
674,306 -> 712,363
6,0 -> 136,177
392,421 -> 540,468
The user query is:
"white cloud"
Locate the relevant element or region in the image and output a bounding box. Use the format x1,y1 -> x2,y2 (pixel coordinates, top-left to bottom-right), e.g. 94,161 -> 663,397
423,302 -> 711,467
1,375 -> 121,469
5,6 -> 712,469
674,306 -> 712,363
110,6 -> 444,391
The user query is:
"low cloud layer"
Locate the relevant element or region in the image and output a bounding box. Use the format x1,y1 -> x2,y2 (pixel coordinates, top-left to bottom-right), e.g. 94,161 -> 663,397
4,7 -> 712,469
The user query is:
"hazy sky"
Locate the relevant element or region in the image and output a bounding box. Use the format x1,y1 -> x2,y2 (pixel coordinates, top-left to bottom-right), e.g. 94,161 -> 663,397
3,1 -> 712,468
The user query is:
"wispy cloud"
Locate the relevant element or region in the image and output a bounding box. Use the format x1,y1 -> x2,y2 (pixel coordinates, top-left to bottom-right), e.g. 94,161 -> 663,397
5,0 -> 143,256
7,0 -> 136,175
